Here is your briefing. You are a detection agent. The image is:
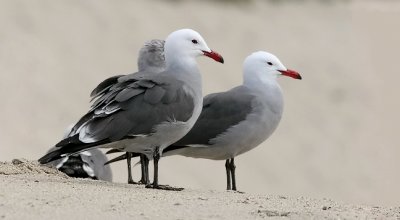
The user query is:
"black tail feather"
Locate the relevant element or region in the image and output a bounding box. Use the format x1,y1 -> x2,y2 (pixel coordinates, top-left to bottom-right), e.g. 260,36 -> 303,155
104,145 -> 190,165
104,154 -> 128,165
105,152 -> 141,165
38,135 -> 110,164
106,148 -> 123,154
163,145 -> 188,153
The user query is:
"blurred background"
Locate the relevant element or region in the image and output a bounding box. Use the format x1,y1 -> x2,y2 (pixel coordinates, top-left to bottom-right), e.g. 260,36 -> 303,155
1,0 -> 399,206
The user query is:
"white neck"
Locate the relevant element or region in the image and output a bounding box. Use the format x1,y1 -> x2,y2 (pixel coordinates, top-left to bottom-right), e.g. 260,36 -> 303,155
166,55 -> 198,73
243,66 -> 279,90
163,51 -> 202,100
242,66 -> 284,120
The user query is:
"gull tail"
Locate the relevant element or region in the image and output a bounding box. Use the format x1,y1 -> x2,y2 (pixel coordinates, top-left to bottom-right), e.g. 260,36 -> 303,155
38,135 -> 109,164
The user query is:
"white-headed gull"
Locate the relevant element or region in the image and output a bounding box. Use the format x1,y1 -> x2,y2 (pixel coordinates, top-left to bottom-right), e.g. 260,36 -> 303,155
107,51 -> 301,190
96,39 -> 166,185
44,125 -> 112,181
38,29 -> 224,190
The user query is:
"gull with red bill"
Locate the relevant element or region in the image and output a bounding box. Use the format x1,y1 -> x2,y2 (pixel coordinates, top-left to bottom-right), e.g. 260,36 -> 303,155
107,51 -> 301,191
161,51 -> 301,191
38,29 -> 224,190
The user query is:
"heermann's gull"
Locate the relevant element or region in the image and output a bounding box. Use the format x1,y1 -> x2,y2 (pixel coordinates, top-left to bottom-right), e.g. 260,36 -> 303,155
131,39 -> 165,185
45,125 -> 112,181
47,148 -> 112,181
98,39 -> 166,184
38,29 -> 224,190
107,51 -> 301,191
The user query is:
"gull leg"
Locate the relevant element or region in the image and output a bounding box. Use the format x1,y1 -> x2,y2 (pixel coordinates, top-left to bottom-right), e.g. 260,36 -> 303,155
139,154 -> 149,184
144,156 -> 150,184
230,158 -> 237,191
145,147 -> 160,189
145,147 -> 183,191
152,148 -> 160,188
225,159 -> 232,190
127,152 -> 136,184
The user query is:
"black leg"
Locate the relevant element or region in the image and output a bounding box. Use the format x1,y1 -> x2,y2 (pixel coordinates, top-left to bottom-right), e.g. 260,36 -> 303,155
144,156 -> 149,184
152,150 -> 160,188
145,147 -> 183,191
139,154 -> 149,184
139,154 -> 145,183
127,152 -> 136,184
225,159 -> 232,190
230,158 -> 237,191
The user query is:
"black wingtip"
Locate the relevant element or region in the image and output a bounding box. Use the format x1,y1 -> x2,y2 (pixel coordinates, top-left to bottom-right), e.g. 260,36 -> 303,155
38,149 -> 64,164
106,148 -> 123,154
163,145 -> 189,153
38,135 -> 82,164
39,135 -> 110,164
104,152 -> 142,165
104,154 -> 127,165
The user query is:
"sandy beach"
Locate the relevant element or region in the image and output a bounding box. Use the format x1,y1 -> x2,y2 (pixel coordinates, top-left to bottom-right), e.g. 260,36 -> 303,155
1,0 -> 400,218
1,160 -> 399,219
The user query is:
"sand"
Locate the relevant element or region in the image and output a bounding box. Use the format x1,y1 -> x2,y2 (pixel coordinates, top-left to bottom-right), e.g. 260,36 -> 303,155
1,0 -> 400,216
1,159 -> 399,220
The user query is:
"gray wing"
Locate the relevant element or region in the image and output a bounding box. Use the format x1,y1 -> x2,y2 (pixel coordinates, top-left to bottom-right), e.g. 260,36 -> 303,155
90,75 -> 125,100
67,70 -> 157,137
174,86 -> 254,146
76,72 -> 195,143
63,74 -> 125,137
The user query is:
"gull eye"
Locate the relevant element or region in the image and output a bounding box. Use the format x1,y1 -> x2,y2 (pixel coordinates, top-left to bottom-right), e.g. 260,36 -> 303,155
267,62 -> 273,66
192,39 -> 198,44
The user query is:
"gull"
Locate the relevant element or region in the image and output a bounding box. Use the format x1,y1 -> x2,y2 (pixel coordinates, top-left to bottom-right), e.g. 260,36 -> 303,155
45,125 -> 112,181
107,51 -> 301,191
95,39 -> 166,184
38,29 -> 224,190
47,147 -> 112,181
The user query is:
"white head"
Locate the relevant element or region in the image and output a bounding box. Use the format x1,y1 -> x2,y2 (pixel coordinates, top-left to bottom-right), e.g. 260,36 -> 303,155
164,29 -> 224,67
243,51 -> 301,86
137,39 -> 166,72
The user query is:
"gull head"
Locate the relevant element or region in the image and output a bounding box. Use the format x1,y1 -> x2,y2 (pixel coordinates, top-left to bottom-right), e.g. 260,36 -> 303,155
243,51 -> 301,85
138,39 -> 166,72
164,29 -> 224,65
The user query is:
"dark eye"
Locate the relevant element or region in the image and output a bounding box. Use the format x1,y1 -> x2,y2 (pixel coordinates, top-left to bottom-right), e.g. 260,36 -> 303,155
192,39 -> 198,44
267,62 -> 273,66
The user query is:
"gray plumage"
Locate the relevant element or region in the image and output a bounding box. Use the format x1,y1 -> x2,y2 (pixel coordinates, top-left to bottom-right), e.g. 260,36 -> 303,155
164,51 -> 298,161
104,52 -> 300,191
70,40 -> 166,138
168,83 -> 283,160
38,29 -> 224,190
138,39 -> 166,72
64,39 -> 165,185
89,39 -> 165,102
161,51 -> 301,190
175,86 -> 254,146
77,74 -> 196,144
46,126 -> 112,181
